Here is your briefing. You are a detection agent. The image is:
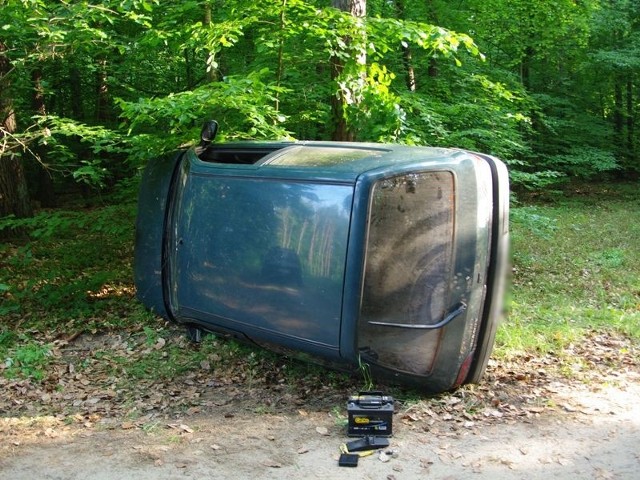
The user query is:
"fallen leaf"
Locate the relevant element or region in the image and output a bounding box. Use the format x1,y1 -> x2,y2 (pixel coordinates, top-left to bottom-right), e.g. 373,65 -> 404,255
402,413 -> 420,422
483,408 -> 503,418
179,424 -> 193,434
315,426 -> 329,436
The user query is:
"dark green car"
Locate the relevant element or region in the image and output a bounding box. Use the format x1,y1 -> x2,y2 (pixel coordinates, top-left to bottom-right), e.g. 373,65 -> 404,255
134,127 -> 509,392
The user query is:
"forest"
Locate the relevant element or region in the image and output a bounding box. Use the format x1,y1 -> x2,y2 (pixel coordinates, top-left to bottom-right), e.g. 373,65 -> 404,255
1,0 -> 639,219
0,0 -> 640,432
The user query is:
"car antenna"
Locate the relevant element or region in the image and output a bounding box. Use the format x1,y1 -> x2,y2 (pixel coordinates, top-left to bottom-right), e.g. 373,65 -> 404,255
199,120 -> 219,149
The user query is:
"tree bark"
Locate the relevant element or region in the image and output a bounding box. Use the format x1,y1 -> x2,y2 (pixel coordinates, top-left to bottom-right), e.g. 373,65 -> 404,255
330,58 -> 355,141
613,75 -> 624,155
69,64 -> 85,119
95,57 -> 110,122
394,0 -> 417,91
32,67 -> 56,208
626,76 -> 634,165
521,46 -> 534,89
275,0 -> 287,112
330,0 -> 366,141
0,41 -> 33,225
203,2 -> 219,83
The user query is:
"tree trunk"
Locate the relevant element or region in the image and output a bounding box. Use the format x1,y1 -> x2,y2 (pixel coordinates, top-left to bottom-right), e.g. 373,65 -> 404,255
69,64 -> 85,119
330,0 -> 366,141
0,41 -> 33,226
626,76 -> 634,166
394,0 -> 417,91
613,75 -> 624,157
332,0 -> 366,18
330,54 -> 355,141
521,46 -> 534,89
402,48 -> 417,91
275,0 -> 287,112
425,0 -> 439,80
203,2 -> 219,83
32,68 -> 56,208
0,153 -> 33,220
96,57 -> 110,122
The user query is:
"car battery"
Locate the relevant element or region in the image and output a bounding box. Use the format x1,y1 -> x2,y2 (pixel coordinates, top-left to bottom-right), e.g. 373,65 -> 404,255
347,391 -> 394,437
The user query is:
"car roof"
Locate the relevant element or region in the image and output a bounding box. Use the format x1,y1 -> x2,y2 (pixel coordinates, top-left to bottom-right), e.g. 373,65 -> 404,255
196,141 -> 471,181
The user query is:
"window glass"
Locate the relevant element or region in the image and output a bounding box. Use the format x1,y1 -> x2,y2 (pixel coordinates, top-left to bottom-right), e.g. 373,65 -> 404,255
359,172 -> 455,375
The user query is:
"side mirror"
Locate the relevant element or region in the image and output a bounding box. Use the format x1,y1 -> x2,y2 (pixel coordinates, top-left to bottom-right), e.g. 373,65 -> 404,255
199,120 -> 219,148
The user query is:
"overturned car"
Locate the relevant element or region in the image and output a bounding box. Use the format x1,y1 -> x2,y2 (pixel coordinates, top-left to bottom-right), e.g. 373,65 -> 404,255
134,123 -> 509,393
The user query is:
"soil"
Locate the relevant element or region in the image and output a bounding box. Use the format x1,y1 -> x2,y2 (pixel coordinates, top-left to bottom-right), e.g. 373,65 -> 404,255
1,330 -> 639,480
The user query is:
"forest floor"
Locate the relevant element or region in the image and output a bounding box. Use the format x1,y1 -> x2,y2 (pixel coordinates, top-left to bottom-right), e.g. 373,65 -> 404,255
1,327 -> 639,479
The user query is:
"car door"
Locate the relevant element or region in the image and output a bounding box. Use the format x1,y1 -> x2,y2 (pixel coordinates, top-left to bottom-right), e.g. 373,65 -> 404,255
167,155 -> 354,355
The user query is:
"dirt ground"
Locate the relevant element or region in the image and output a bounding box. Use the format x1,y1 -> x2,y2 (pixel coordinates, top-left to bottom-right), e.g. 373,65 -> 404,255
1,332 -> 639,479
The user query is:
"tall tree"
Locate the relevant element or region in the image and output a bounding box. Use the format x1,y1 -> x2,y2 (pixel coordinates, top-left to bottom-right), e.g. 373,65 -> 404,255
31,64 -> 56,208
330,0 -> 367,141
0,41 -> 33,222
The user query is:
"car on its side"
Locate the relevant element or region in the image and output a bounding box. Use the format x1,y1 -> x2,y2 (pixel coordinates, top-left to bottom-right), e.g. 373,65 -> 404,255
134,123 -> 509,393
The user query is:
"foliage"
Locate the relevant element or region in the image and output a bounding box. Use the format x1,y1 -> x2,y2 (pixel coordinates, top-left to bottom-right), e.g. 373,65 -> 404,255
2,0 -> 639,203
118,70 -> 293,163
2,338 -> 51,381
542,147 -> 619,180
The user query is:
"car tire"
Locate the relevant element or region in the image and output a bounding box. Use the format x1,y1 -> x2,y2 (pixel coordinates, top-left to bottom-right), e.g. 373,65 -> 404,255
464,316 -> 498,384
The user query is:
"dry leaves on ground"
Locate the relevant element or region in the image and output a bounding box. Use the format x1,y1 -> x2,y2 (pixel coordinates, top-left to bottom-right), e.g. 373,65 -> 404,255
1,327 -> 638,442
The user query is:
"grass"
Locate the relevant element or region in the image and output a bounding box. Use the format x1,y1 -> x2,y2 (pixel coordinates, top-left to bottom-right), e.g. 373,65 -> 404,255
1,182 -> 638,388
498,183 -> 640,358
